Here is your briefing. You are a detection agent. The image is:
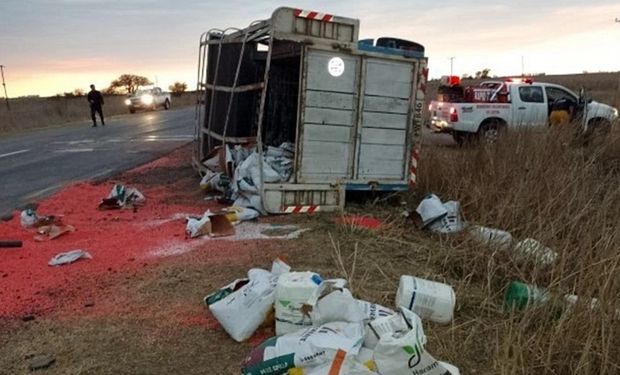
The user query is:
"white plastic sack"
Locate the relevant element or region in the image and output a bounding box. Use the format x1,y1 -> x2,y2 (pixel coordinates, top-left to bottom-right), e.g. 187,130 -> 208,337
208,268 -> 278,342
416,194 -> 447,227
20,209 -> 38,228
48,250 -> 92,266
305,350 -> 377,375
108,184 -> 145,206
373,309 -> 448,375
309,289 -> 368,325
225,206 -> 260,223
242,322 -> 365,375
469,225 -> 513,250
199,170 -> 224,192
271,258 -> 291,276
308,287 -> 394,327
428,201 -> 465,234
364,308 -> 425,350
185,212 -> 211,238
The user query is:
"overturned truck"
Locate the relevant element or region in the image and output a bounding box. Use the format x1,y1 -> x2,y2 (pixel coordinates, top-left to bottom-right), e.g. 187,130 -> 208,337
193,7 -> 428,214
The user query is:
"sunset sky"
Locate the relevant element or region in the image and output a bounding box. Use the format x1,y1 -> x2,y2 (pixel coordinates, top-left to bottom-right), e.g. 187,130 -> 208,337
1,0 -> 619,98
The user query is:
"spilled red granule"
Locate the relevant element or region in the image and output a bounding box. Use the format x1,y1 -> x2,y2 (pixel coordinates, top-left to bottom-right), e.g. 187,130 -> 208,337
334,215 -> 383,230
0,157 -> 217,318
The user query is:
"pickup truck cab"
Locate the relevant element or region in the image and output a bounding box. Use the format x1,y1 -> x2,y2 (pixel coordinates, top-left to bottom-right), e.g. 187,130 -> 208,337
124,87 -> 171,113
429,77 -> 618,143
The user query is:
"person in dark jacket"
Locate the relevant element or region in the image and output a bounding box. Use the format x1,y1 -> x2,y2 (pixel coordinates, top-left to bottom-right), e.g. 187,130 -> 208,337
87,84 -> 105,127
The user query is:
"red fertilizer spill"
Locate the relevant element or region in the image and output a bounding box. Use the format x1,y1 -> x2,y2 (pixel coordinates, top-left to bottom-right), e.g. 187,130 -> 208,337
0,155 -> 215,319
334,215 -> 383,230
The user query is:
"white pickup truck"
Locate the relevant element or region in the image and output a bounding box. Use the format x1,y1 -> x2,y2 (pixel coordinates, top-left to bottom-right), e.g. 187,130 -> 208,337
429,77 -> 618,143
124,87 -> 171,113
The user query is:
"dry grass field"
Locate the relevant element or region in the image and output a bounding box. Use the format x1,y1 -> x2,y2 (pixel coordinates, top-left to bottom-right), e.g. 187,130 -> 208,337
0,92 -> 197,134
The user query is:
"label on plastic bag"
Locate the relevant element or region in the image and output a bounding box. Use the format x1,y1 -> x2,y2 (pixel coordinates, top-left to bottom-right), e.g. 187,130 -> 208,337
243,322 -> 364,375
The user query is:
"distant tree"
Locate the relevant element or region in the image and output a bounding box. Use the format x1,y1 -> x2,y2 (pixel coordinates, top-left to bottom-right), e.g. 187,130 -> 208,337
461,74 -> 474,80
101,86 -> 119,95
169,81 -> 188,96
475,68 -> 491,79
109,74 -> 152,94
73,88 -> 85,97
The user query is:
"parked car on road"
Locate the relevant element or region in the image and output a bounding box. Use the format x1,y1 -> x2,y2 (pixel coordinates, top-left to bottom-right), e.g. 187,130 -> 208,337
124,87 -> 171,113
428,76 -> 618,143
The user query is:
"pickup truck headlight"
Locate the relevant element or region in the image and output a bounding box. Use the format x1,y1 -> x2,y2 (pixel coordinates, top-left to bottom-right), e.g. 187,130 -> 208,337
613,108 -> 619,119
124,99 -> 131,106
141,94 -> 154,105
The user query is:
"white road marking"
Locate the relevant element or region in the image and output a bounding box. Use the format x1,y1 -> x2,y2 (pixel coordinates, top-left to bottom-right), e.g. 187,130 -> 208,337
22,184 -> 63,201
88,168 -> 114,180
53,148 -> 95,153
0,149 -> 30,159
51,140 -> 94,145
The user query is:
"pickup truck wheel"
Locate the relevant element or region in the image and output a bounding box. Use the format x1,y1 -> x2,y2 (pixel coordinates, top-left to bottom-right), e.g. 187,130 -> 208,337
583,118 -> 611,145
452,131 -> 469,146
164,99 -> 170,110
129,108 -> 135,114
478,120 -> 502,144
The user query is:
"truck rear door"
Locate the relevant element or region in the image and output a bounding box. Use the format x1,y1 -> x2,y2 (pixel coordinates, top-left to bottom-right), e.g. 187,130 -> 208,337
511,85 -> 548,127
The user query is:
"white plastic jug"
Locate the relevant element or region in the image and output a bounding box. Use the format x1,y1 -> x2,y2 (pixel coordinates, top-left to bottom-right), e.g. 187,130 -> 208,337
469,225 -> 513,250
275,271 -> 321,335
395,276 -> 455,325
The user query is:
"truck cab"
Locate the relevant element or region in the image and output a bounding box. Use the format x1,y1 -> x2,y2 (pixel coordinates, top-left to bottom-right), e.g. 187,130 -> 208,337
429,77 -> 618,143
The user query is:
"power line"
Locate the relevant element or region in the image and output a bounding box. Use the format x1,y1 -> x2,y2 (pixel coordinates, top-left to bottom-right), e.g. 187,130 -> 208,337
0,65 -> 10,111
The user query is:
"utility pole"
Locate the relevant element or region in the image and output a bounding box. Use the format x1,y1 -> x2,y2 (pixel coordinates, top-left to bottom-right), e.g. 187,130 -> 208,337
0,65 -> 9,111
448,57 -> 455,76
521,56 -> 525,76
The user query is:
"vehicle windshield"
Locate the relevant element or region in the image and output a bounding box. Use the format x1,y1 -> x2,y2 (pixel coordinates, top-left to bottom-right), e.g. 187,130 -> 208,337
135,89 -> 153,96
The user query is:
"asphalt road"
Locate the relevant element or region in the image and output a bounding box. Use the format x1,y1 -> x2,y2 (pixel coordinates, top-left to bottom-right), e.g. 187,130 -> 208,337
0,107 -> 195,218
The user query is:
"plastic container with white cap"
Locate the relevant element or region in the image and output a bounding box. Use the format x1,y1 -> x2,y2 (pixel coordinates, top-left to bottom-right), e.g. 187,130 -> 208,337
395,275 -> 456,325
275,271 -> 322,335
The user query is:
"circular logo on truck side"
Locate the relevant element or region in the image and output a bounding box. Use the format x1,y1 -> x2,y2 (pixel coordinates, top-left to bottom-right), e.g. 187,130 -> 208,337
328,57 -> 345,77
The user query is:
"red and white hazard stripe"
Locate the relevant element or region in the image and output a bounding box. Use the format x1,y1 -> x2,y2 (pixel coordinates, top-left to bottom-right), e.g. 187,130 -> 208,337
284,205 -> 321,214
409,149 -> 420,186
293,9 -> 334,22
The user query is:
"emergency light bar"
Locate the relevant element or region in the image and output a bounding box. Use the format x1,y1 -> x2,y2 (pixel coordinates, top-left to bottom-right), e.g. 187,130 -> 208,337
506,78 -> 533,84
440,75 -> 461,86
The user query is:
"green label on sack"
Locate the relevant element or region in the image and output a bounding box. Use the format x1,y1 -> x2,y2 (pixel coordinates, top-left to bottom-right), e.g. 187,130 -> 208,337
242,353 -> 295,375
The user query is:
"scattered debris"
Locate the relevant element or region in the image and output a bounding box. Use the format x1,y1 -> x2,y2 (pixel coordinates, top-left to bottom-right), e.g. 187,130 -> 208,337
416,195 -> 465,233
98,184 -> 145,210
20,209 -> 38,228
0,240 -> 22,248
335,216 -> 383,230
372,308 -> 449,375
21,314 -> 35,322
28,355 -> 56,371
48,250 -> 92,266
415,194 -> 448,227
275,271 -> 322,335
223,206 -> 260,224
395,275 -> 456,325
242,321 -> 365,375
205,259 -> 288,342
199,143 -> 294,214
514,238 -> 558,266
34,224 -> 75,242
185,211 -> 235,238
469,225 -> 513,250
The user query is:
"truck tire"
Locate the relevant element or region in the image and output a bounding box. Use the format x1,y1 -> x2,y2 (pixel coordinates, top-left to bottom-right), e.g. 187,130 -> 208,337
583,118 -> 611,145
478,119 -> 504,144
164,99 -> 170,110
129,108 -> 136,114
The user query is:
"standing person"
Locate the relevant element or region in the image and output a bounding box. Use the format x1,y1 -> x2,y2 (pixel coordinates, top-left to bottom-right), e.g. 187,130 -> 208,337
87,84 -> 105,127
